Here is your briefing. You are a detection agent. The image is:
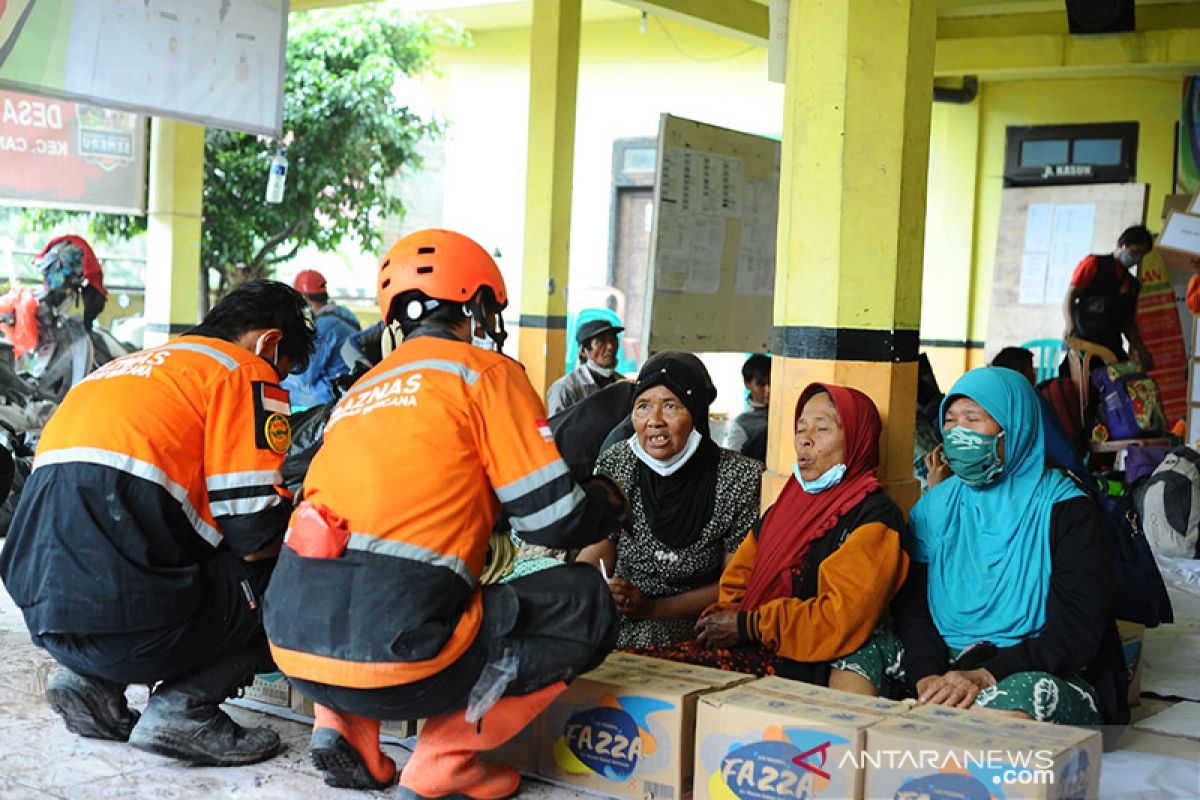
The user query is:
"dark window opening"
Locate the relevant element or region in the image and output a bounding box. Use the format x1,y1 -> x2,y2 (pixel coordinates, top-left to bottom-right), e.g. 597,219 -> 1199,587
1005,122 -> 1138,186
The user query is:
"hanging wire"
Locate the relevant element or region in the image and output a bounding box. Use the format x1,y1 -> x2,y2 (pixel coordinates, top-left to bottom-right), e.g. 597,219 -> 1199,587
652,15 -> 759,62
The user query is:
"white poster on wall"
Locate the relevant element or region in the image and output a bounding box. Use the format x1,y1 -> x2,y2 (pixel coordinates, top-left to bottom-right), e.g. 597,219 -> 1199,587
1016,202 -> 1096,305
0,0 -> 288,136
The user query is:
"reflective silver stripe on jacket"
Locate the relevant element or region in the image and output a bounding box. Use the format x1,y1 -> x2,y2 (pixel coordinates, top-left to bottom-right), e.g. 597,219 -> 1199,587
493,459 -> 570,503
162,342 -> 239,371
344,532 -> 477,588
508,486 -> 586,533
33,447 -> 222,547
352,359 -> 481,397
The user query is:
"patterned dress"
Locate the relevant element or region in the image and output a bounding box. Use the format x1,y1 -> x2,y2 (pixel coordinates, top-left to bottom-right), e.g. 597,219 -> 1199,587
596,441 -> 763,649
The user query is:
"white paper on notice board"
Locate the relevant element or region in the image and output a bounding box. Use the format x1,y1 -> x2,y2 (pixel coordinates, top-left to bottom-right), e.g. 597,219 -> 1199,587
1018,253 -> 1050,304
735,177 -> 779,295
1025,204 -> 1054,252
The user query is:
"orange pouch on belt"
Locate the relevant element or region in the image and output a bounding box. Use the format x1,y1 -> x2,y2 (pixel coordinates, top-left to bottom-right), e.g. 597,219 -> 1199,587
287,501 -> 351,559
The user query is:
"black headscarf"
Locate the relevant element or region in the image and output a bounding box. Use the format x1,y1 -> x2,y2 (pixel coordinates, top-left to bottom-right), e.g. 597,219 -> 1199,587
630,352 -> 721,549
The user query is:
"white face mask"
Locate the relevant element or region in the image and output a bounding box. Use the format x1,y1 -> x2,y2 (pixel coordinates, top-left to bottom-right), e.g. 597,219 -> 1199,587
628,429 -> 703,477
471,333 -> 497,352
587,360 -> 615,378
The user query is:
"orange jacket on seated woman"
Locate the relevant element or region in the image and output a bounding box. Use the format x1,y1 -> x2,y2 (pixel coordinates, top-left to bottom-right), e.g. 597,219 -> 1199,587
687,383 -> 910,684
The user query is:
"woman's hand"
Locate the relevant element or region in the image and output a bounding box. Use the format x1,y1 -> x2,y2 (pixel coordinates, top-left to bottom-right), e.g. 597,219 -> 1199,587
925,445 -> 952,488
916,670 -> 981,709
695,610 -> 740,649
608,578 -> 655,620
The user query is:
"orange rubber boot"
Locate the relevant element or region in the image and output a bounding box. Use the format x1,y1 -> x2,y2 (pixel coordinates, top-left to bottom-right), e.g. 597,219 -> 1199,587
310,704 -> 397,790
398,681 -> 567,800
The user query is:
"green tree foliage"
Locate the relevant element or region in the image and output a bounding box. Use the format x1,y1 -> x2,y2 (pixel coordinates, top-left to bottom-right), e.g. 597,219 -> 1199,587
26,7 -> 457,293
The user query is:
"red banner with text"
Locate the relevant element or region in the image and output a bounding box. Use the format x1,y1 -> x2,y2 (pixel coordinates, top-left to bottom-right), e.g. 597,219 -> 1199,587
0,90 -> 145,214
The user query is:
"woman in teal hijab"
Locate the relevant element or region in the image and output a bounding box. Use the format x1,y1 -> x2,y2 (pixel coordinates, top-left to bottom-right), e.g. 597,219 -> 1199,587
831,368 -> 1129,729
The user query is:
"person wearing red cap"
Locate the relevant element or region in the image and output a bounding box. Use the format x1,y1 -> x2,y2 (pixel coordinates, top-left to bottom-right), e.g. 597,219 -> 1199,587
284,269 -> 362,411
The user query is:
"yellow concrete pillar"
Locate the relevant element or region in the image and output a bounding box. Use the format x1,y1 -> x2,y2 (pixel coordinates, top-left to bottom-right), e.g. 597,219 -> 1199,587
518,0 -> 581,397
920,96 -> 982,390
769,0 -> 936,513
143,118 -> 204,348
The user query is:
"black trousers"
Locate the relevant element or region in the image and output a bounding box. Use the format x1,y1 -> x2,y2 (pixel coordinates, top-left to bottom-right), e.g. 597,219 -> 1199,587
35,551 -> 274,685
289,563 -> 618,721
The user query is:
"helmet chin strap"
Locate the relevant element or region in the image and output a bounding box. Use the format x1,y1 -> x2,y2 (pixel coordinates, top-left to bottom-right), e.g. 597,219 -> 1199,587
463,298 -> 508,351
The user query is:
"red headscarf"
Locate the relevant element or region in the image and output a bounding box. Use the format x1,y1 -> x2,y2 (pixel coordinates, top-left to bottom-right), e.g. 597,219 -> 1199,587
739,383 -> 883,611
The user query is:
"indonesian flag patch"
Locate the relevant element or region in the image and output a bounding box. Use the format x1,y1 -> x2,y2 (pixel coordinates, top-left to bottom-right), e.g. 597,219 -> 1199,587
260,383 -> 290,415
253,381 -> 292,452
536,418 -> 554,443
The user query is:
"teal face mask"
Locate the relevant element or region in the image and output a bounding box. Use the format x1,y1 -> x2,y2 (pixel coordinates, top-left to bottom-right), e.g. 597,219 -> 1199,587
793,462 -> 847,494
942,426 -> 1005,487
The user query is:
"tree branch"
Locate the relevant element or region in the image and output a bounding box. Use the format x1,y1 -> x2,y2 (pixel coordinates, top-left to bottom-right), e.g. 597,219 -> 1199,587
248,219 -> 305,273
265,239 -> 303,266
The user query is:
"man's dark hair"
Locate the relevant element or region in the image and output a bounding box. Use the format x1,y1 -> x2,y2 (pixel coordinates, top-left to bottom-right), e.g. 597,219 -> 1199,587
991,346 -> 1034,374
742,353 -> 771,384
202,280 -> 316,372
303,291 -> 330,304
1118,225 -> 1154,250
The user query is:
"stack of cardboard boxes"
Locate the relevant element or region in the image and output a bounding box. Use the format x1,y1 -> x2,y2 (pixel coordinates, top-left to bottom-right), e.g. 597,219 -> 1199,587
240,653 -> 1105,800
1158,191 -> 1200,273
538,655 -> 1103,800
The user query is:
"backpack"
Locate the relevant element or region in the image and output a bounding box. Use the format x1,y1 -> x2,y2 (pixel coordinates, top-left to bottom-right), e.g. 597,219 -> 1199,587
1132,446 -> 1200,558
1090,362 -> 1166,439
1071,473 -> 1174,628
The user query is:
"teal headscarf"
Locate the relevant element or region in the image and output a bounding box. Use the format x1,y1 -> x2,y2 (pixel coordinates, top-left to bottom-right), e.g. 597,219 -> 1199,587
909,367 -> 1082,649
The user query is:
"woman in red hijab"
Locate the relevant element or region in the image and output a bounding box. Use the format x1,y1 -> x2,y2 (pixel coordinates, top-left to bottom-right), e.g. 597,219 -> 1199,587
654,383 -> 910,686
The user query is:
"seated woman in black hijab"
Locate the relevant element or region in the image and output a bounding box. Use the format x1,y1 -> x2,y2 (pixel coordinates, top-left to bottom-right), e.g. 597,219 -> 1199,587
578,352 -> 763,649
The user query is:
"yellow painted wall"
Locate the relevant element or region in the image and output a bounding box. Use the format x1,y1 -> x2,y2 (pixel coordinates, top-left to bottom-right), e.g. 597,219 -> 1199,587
432,16 -> 782,356
919,74 -> 1181,389
969,76 -> 1180,342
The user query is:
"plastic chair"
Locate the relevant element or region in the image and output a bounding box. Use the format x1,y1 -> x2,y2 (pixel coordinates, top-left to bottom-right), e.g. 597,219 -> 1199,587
1063,337 -> 1170,455
1020,338 -> 1065,384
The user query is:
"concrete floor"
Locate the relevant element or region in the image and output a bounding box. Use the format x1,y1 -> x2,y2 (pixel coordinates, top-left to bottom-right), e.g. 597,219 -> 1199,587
0,584 -> 588,800
1,581 -> 1195,798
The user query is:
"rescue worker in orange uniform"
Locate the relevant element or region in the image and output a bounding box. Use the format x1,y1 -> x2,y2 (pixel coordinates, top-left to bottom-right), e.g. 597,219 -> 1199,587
0,280 -> 316,766
264,230 -> 625,796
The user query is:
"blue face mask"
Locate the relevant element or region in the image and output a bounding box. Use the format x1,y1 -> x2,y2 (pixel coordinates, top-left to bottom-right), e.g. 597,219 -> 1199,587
793,462 -> 847,494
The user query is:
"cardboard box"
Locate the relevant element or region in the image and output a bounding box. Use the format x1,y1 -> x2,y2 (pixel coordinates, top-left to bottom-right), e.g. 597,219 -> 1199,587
693,684 -> 896,800
749,676 -> 910,717
1162,192 -> 1195,220
539,661 -> 744,800
863,711 -> 1102,800
601,652 -> 756,687
243,671 -> 292,707
1118,619 -> 1146,707
1158,211 -> 1200,273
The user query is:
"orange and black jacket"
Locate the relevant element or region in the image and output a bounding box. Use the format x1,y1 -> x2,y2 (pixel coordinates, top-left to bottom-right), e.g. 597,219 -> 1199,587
707,490 -> 909,679
265,332 -> 618,690
0,330 -> 293,635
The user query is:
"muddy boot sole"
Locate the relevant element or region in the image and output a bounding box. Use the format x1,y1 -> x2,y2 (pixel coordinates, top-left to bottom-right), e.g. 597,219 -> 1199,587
128,730 -> 283,767
310,728 -> 396,790
46,680 -> 138,741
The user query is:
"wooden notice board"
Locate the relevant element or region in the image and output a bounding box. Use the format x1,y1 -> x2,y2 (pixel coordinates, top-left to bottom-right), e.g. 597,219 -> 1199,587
985,183 -> 1148,357
645,114 -> 781,354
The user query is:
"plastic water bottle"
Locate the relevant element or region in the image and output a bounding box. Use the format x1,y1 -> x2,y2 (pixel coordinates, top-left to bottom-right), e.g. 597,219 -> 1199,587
265,147 -> 288,204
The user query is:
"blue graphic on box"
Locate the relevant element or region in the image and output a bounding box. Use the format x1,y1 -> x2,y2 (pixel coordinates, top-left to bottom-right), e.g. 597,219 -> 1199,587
552,694 -> 674,782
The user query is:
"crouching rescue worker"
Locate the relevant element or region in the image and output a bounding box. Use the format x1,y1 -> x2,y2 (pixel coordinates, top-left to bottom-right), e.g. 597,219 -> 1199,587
0,280 -> 316,765
263,229 -> 625,797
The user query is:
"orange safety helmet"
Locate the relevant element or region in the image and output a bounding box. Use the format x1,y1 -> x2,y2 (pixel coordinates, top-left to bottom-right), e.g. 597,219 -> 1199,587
377,229 -> 507,324
294,269 -> 327,296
